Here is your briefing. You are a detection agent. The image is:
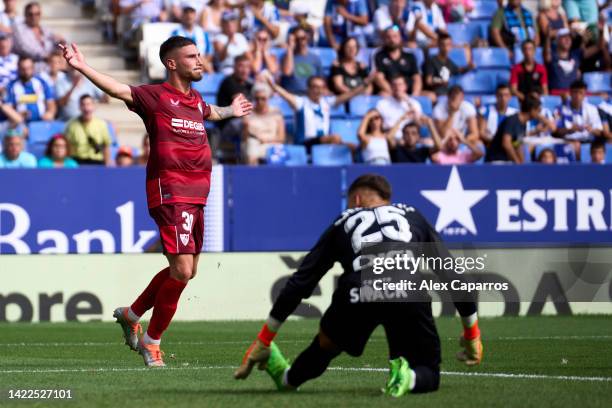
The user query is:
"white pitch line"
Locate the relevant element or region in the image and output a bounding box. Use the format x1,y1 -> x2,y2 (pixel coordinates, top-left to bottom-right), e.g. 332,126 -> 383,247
0,365 -> 610,383
1,335 -> 611,348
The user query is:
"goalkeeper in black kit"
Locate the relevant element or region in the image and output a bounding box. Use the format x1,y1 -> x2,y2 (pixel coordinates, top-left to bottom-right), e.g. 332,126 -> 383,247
234,174 -> 483,397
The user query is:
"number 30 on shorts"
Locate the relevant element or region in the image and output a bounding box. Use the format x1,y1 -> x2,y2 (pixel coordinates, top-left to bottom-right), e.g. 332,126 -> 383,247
181,211 -> 194,232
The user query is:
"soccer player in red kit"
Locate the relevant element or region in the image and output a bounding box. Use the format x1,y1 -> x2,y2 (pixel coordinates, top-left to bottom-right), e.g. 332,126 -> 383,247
59,36 -> 252,367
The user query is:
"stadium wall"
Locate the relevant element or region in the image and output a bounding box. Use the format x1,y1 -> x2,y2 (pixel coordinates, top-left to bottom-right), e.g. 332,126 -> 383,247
1,252 -> 610,322
1,164 -> 612,254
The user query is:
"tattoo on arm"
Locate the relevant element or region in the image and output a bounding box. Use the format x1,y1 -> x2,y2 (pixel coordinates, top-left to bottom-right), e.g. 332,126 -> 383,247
209,105 -> 234,121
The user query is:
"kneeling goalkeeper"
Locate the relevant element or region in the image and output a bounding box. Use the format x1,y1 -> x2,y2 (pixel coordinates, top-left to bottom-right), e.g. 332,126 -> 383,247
234,174 -> 483,396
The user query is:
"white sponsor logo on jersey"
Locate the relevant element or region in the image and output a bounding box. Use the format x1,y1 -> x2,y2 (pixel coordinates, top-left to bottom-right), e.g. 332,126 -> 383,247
171,118 -> 205,131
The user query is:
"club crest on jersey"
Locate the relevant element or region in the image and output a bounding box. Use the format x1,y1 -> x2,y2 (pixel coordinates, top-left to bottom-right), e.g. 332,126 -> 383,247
180,233 -> 190,246
170,98 -> 180,106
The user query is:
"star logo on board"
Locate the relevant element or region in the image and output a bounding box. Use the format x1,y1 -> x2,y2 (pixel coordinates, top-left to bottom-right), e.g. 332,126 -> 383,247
420,166 -> 489,235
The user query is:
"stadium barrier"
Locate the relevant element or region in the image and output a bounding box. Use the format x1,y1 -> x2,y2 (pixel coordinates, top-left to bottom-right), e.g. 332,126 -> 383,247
1,164 -> 612,254
2,251 -> 611,323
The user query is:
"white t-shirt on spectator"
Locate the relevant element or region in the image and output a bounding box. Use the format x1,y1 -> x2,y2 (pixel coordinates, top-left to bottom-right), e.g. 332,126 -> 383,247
294,95 -> 336,142
433,100 -> 476,135
555,101 -> 603,141
406,2 -> 446,45
55,76 -> 106,120
120,0 -> 165,24
374,5 -> 410,32
0,53 -> 18,88
376,96 -> 423,140
479,104 -> 518,140
214,32 -> 249,75
0,12 -> 22,28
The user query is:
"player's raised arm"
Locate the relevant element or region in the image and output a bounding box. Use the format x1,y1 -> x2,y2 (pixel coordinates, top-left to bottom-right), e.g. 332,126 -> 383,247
59,43 -> 133,105
207,93 -> 253,121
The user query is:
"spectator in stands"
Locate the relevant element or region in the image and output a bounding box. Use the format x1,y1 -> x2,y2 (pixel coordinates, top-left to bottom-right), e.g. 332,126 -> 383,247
214,10 -> 249,75
0,32 -> 18,90
357,109 -> 392,165
65,94 -> 112,165
423,33 -> 473,100
485,96 -> 544,163
406,0 -> 447,48
478,83 -> 518,143
13,2 -> 63,63
490,0 -> 539,60
376,75 -> 423,140
39,52 -> 67,89
590,139 -> 606,163
0,128 -> 36,168
170,0 -> 207,22
200,0 -> 226,36
247,29 -> 279,76
137,133 -> 149,165
373,0 -> 410,41
38,133 -> 78,168
264,72 -> 372,151
288,4 -> 315,45
242,83 -> 285,165
433,85 -> 479,142
537,0 -> 569,41
431,129 -> 483,164
280,27 -> 323,95
115,145 -> 135,167
0,0 -> 20,33
373,26 -> 421,95
536,147 -> 557,163
564,0 -> 599,26
543,29 -> 581,94
119,0 -> 167,27
437,0 -> 474,23
510,39 -> 549,101
56,67 -> 108,121
330,36 -> 372,95
242,0 -> 281,40
5,56 -> 56,122
323,0 -> 370,49
388,116 -> 442,162
553,80 -> 603,148
216,55 -> 253,143
172,6 -> 214,73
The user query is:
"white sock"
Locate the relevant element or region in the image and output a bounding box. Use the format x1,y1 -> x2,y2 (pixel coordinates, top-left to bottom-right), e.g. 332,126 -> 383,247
409,369 -> 416,391
461,312 -> 478,328
127,307 -> 140,323
143,332 -> 161,346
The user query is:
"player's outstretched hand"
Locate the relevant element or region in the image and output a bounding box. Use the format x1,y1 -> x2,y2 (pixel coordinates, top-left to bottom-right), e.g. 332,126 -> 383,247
234,339 -> 270,380
58,43 -> 86,71
231,94 -> 253,118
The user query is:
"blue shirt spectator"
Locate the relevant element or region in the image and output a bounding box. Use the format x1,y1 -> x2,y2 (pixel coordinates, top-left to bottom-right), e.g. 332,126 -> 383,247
171,7 -> 213,57
242,0 -> 281,40
38,134 -> 79,168
280,27 -> 323,94
5,57 -> 57,122
324,0 -> 370,48
0,131 -> 37,168
55,69 -> 106,121
0,33 -> 18,89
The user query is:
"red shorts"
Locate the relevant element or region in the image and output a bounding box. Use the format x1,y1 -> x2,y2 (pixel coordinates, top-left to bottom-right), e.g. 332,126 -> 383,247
149,203 -> 204,254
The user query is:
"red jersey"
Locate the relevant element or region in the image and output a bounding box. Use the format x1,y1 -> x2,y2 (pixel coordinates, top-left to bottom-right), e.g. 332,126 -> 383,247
128,83 -> 212,208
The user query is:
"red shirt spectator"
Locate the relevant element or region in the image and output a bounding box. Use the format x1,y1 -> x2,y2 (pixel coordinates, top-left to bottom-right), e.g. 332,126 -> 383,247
510,39 -> 548,101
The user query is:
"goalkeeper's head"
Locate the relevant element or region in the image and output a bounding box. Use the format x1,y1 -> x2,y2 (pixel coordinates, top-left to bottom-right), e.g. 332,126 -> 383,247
347,174 -> 392,209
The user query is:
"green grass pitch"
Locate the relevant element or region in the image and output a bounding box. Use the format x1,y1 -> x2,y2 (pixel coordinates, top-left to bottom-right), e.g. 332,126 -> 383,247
1,316 -> 611,407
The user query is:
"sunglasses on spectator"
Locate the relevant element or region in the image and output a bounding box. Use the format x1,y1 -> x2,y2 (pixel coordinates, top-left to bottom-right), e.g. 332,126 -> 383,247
295,35 -> 307,41
257,36 -> 268,42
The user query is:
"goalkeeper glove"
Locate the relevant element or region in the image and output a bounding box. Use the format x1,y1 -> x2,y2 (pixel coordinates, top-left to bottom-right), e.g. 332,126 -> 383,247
234,323 -> 277,379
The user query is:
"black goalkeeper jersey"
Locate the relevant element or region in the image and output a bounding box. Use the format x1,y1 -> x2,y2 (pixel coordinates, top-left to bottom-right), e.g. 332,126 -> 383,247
270,204 -> 454,323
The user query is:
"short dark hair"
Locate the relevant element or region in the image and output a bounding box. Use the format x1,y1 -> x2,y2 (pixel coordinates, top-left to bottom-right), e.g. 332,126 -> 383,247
307,75 -> 327,87
448,85 -> 464,98
159,36 -> 196,65
348,174 -> 392,201
18,56 -> 33,65
438,32 -> 451,42
570,79 -> 587,90
182,6 -> 196,14
521,39 -> 535,49
520,95 -> 541,113
389,74 -> 406,84
496,83 -> 510,92
25,2 -> 40,14
591,139 -> 606,153
234,54 -> 250,66
79,94 -> 93,103
402,122 -> 419,132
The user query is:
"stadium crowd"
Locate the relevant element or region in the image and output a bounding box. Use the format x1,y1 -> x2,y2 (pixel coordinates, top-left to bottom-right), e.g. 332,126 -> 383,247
1,0 -> 612,167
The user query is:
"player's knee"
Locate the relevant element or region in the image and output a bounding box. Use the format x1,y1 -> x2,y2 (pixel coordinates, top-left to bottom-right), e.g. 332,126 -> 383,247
171,264 -> 193,282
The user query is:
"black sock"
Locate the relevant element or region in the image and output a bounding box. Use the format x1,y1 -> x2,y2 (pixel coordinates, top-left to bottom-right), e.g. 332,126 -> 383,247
411,365 -> 440,393
286,335 -> 340,387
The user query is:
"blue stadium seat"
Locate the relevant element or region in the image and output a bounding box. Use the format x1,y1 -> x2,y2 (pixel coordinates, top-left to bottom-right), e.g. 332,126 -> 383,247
513,46 -> 544,64
193,73 -> 225,95
358,47 -> 375,66
446,23 -> 481,45
473,48 -> 512,69
330,118 -> 361,145
201,93 -> 217,106
428,47 -> 468,67
405,47 -> 424,69
581,143 -> 592,163
583,72 -> 612,93
270,47 -> 285,62
586,95 -> 604,106
540,95 -> 562,112
311,144 -> 353,165
414,95 -> 433,116
348,95 -> 381,117
475,21 -> 490,40
453,71 -> 496,94
522,144 -> 531,163
26,142 -> 47,159
535,144 -> 576,163
269,95 -> 294,117
28,121 -> 66,145
310,47 -> 337,69
494,69 -> 511,86
330,102 -> 346,118
106,120 -> 118,146
468,1 -> 498,20
265,144 -> 308,166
